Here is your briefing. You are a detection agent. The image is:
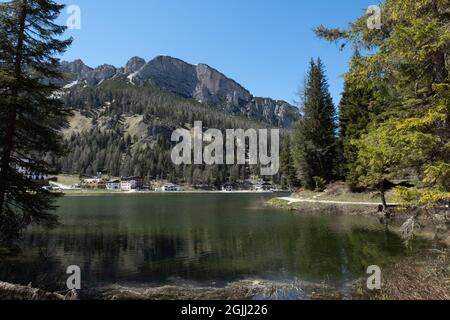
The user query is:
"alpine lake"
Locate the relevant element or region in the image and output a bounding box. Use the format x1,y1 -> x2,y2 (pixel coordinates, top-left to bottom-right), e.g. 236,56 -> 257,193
0,193 -> 433,299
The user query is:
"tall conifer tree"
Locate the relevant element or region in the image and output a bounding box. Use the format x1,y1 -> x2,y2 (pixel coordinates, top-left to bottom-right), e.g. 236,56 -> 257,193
338,54 -> 374,187
0,0 -> 72,242
293,58 -> 337,189
280,136 -> 299,190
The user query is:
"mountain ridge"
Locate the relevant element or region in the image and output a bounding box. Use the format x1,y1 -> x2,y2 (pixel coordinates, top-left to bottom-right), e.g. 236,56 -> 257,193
60,55 -> 300,128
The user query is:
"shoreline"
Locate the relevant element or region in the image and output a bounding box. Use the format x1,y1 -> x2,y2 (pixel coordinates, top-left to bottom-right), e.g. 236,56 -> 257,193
61,190 -> 284,196
266,197 -> 381,216
0,279 -> 341,301
277,196 -> 397,207
268,195 -> 450,247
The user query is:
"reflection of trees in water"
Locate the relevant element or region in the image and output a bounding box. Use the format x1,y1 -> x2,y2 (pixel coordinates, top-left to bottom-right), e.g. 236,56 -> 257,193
285,222 -> 410,282
341,227 -> 408,275
0,237 -> 66,291
0,219 -> 417,288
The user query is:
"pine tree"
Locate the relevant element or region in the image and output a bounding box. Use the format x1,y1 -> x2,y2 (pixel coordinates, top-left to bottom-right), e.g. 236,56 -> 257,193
0,0 -> 72,243
315,0 -> 449,209
338,54 -> 374,187
280,136 -> 299,190
292,58 -> 338,190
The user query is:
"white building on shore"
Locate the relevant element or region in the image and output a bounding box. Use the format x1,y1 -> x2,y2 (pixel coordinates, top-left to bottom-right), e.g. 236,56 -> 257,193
106,179 -> 121,190
120,176 -> 144,191
255,182 -> 273,192
222,184 -> 234,192
162,183 -> 182,192
16,163 -> 50,185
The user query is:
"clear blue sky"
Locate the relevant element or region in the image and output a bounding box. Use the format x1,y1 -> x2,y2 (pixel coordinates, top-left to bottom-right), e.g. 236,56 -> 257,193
58,0 -> 375,105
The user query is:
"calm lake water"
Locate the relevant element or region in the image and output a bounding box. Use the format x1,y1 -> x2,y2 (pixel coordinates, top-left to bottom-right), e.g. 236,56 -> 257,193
0,193 -> 429,294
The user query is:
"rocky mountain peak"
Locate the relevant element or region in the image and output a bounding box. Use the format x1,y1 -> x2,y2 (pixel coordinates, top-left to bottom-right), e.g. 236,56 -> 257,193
134,55 -> 198,97
132,56 -> 253,109
124,56 -> 146,74
194,63 -> 252,108
60,55 -> 300,127
60,59 -> 93,79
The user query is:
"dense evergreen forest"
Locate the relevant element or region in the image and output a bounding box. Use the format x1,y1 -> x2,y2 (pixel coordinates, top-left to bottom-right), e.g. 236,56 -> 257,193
53,78 -> 288,187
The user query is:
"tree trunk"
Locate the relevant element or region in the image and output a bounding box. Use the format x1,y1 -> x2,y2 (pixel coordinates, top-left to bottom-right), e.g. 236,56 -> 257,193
0,1 -> 27,215
380,180 -> 388,213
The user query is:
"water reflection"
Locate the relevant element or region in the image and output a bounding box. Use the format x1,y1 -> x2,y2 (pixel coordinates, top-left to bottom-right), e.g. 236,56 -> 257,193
0,194 -> 426,291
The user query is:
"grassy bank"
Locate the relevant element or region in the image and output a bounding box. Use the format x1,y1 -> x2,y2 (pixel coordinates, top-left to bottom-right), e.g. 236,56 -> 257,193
267,190 -> 389,215
56,174 -> 81,187
269,191 -> 449,244
353,249 -> 450,300
288,190 -> 391,204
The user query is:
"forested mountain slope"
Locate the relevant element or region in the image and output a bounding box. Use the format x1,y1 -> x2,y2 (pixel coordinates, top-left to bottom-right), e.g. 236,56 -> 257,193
53,57 -> 299,184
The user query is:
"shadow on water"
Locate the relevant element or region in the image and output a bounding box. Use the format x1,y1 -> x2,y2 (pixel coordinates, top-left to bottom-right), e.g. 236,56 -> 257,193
0,194 -> 430,292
